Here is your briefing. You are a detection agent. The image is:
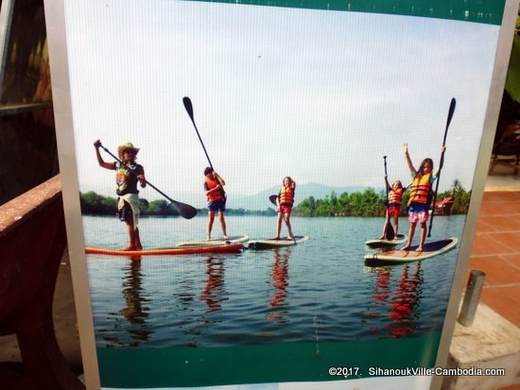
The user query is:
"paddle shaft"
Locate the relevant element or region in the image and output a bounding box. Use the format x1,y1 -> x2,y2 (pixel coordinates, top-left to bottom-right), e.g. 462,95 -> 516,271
428,98 -> 456,237
383,156 -> 395,239
383,156 -> 389,199
183,97 -> 214,170
99,144 -> 185,209
191,117 -> 214,170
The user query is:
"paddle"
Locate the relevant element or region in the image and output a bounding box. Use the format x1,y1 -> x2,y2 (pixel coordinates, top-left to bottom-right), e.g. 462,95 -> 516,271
383,156 -> 395,240
97,143 -> 197,219
183,96 -> 229,209
428,97 -> 456,237
269,194 -> 278,206
182,97 -> 214,170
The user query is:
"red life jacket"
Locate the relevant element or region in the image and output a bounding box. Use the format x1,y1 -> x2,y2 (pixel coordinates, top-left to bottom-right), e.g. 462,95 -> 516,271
205,176 -> 225,202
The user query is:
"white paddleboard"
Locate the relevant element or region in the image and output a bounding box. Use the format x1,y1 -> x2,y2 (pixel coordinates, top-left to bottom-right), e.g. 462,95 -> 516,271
365,237 -> 458,265
248,235 -> 309,250
177,235 -> 249,247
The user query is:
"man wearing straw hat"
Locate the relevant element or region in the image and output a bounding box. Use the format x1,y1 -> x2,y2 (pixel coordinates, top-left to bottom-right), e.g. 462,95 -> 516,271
94,140 -> 146,250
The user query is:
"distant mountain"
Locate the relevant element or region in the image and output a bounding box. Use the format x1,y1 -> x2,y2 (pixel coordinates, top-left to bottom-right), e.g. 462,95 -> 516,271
230,183 -> 372,210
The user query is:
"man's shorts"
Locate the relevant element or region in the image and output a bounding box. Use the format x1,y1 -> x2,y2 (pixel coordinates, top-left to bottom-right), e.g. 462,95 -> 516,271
387,205 -> 401,217
118,200 -> 134,224
279,204 -> 292,215
208,198 -> 226,213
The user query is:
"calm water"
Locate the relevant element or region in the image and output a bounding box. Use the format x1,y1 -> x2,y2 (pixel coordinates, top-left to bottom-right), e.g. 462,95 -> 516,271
84,215 -> 464,348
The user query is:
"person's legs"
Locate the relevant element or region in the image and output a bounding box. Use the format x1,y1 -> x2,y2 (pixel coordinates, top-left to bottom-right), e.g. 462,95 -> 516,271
402,222 -> 416,251
218,211 -> 228,239
380,210 -> 390,239
134,228 -> 142,250
417,222 -> 427,252
124,222 -> 136,250
121,201 -> 138,250
276,212 -> 283,239
207,211 -> 216,240
393,214 -> 399,237
284,211 -> 294,239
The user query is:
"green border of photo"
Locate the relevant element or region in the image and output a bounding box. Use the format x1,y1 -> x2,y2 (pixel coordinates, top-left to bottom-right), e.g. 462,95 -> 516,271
98,332 -> 441,388
184,0 -> 505,25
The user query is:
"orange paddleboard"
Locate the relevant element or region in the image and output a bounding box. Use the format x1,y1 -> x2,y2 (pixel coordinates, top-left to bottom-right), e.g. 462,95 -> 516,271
85,243 -> 243,256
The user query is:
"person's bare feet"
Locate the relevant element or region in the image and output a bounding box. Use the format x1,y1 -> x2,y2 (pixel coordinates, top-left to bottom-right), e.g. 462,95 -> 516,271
136,244 -> 143,250
400,246 -> 411,251
287,236 -> 295,240
378,235 -> 385,240
223,235 -> 229,240
121,246 -> 137,251
416,246 -> 424,252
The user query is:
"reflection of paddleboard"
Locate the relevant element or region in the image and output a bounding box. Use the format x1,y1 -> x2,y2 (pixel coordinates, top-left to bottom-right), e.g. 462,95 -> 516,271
177,235 -> 249,247
364,237 -> 458,265
269,194 -> 278,206
365,234 -> 407,249
85,244 -> 243,257
248,236 -> 309,250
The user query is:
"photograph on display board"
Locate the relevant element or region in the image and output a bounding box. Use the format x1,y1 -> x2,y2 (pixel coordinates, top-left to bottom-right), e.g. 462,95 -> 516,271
49,0 -> 509,388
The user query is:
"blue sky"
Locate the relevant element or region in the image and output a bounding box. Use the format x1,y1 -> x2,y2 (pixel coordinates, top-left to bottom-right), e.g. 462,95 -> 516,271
64,0 -> 499,202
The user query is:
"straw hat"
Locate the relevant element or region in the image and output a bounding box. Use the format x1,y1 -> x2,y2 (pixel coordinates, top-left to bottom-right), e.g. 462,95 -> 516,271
118,143 -> 140,159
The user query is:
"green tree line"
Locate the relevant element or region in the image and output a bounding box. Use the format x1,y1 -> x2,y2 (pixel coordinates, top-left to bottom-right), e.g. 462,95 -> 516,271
79,191 -> 276,217
293,180 -> 471,217
81,181 -> 470,218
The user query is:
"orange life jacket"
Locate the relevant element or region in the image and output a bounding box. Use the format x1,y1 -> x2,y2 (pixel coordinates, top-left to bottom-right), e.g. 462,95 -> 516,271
407,173 -> 432,206
388,187 -> 403,205
205,176 -> 225,202
279,185 -> 294,206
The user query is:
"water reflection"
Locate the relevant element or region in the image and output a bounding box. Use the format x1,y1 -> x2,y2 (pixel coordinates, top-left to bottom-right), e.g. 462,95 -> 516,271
200,256 -> 226,313
388,263 -> 422,338
367,263 -> 423,338
103,259 -> 153,347
266,248 -> 290,322
373,267 -> 391,305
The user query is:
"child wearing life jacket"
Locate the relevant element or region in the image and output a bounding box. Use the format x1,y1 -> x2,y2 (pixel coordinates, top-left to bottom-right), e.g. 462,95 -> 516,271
402,143 -> 444,252
204,167 -> 228,240
275,177 -> 295,240
379,179 -> 404,240
94,140 -> 146,251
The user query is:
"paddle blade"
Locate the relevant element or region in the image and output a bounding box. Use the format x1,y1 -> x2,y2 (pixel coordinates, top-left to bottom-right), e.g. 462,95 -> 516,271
384,222 -> 395,240
171,199 -> 198,219
445,98 -> 456,134
269,194 -> 278,206
183,97 -> 194,121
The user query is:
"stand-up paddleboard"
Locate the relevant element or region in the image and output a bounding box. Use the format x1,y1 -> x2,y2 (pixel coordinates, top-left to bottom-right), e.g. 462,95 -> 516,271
248,236 -> 309,250
365,234 -> 407,249
364,237 -> 458,265
177,235 -> 249,247
85,244 -> 243,257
